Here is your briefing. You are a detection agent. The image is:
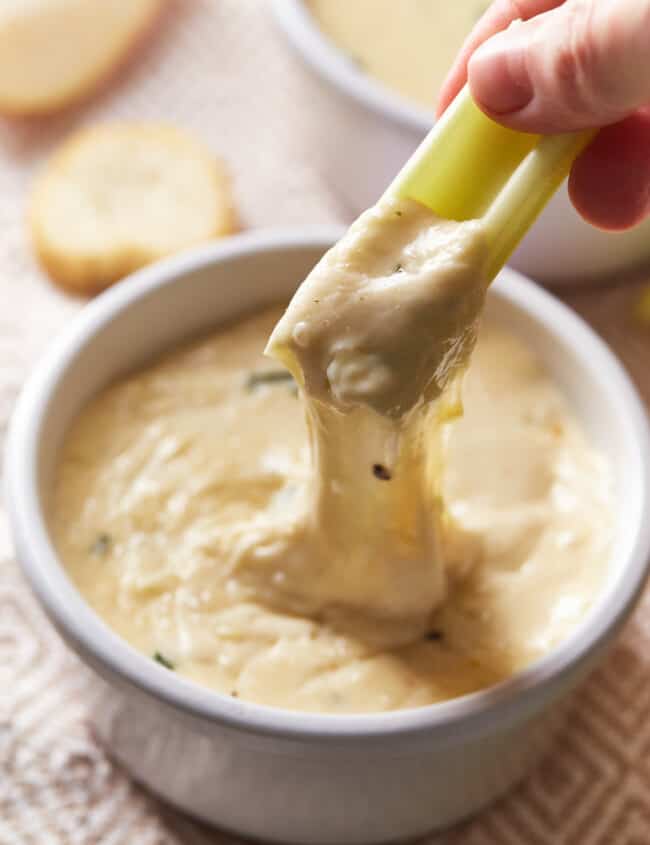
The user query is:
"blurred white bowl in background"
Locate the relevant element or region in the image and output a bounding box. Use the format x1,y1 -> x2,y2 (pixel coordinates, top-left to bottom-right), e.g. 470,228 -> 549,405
272,0 -> 650,285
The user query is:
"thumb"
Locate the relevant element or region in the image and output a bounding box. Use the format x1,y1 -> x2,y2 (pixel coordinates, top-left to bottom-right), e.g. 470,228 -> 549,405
468,0 -> 650,132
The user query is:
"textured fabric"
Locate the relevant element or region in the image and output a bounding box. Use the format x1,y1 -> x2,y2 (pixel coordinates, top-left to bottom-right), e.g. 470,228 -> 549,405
2,2 -> 650,843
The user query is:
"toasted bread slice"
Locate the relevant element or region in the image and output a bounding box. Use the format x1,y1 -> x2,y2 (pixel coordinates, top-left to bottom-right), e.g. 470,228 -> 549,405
30,124 -> 237,294
0,0 -> 163,115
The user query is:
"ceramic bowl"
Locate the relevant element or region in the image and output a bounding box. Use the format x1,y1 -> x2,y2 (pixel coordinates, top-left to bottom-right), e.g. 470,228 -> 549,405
271,0 -> 650,284
6,229 -> 650,843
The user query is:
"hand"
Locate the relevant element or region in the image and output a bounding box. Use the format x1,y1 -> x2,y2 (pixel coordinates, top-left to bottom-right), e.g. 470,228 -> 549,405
437,0 -> 650,230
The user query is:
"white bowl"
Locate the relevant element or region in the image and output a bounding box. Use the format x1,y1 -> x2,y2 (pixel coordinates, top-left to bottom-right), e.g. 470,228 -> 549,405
271,0 -> 650,284
6,229 -> 650,844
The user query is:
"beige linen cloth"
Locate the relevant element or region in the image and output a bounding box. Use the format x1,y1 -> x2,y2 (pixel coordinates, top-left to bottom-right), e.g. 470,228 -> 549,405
2,2 -> 650,843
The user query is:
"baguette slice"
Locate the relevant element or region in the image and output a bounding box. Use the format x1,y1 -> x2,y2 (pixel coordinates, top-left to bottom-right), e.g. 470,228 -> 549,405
30,124 -> 237,294
0,0 -> 163,115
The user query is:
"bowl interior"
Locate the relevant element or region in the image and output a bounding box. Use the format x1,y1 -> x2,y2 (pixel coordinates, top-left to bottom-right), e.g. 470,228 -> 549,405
270,0 -> 434,132
9,230 -> 650,737
34,237 -> 326,499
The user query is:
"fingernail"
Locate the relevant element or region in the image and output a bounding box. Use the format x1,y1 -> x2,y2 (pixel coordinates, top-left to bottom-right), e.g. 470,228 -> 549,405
468,28 -> 533,115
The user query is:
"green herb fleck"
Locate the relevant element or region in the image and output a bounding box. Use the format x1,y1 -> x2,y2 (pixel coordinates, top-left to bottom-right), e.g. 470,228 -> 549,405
153,652 -> 175,670
424,630 -> 444,642
372,464 -> 392,481
246,370 -> 295,391
90,533 -> 111,556
393,263 -> 404,273
395,211 -> 402,217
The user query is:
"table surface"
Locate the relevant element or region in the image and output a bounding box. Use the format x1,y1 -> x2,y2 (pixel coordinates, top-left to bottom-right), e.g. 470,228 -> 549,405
3,2 -> 650,843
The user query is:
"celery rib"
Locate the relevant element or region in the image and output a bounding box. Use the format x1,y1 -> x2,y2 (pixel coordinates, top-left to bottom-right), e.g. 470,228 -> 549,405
387,85 -> 594,282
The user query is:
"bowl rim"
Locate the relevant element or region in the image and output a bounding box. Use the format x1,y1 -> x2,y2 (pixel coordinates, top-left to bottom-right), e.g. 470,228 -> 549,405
6,227 -> 650,743
270,0 -> 433,133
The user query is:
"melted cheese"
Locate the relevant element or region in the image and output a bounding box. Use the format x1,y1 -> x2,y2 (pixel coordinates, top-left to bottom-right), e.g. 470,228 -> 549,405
255,198 -> 489,641
267,199 -> 488,418
51,305 -> 612,713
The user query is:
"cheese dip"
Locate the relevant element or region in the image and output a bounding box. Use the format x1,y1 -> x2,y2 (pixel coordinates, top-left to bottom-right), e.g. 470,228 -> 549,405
307,0 -> 492,108
52,302 -> 611,713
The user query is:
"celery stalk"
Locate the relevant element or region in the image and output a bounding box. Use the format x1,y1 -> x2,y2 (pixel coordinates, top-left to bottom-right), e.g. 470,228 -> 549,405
482,129 -> 595,280
387,85 -> 594,281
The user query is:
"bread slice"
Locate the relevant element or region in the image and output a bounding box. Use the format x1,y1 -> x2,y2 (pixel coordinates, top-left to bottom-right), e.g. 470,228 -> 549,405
30,124 -> 237,294
0,0 -> 163,115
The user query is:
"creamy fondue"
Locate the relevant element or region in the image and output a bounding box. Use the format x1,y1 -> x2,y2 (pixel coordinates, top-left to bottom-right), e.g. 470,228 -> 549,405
52,270 -> 611,712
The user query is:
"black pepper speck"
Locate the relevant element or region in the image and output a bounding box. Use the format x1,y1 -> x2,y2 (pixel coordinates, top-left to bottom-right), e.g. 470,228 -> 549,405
373,464 -> 392,481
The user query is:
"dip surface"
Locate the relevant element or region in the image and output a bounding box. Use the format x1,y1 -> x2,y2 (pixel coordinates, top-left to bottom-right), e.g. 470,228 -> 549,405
51,306 -> 612,713
307,0 -> 491,108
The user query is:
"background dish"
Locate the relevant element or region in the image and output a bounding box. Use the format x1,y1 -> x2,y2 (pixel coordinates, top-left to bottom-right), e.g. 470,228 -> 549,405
6,230 -> 650,843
